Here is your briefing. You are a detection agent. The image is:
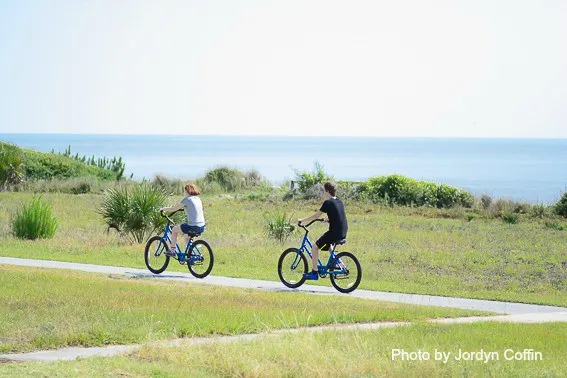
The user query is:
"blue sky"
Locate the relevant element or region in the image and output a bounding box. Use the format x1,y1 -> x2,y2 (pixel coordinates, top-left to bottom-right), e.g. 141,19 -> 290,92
1,0 -> 566,137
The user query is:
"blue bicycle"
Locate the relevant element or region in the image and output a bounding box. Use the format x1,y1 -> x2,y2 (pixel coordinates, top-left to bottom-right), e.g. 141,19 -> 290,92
144,210 -> 214,278
277,219 -> 362,293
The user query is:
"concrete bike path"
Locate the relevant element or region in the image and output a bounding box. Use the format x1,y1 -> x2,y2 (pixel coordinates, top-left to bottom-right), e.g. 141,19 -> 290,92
1,256 -> 566,315
2,313 -> 567,362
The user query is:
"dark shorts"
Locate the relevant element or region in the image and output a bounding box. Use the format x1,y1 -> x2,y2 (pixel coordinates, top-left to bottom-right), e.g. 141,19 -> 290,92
180,223 -> 205,236
315,231 -> 345,251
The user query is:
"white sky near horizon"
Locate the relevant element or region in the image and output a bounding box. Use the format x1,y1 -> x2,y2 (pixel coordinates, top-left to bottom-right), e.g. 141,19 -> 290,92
0,0 -> 566,138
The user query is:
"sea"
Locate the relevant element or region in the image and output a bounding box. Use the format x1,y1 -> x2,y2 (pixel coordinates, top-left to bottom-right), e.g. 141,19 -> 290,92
2,133 -> 566,204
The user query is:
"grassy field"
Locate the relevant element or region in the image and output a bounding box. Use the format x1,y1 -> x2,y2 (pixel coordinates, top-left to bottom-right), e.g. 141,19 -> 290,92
1,322 -> 565,376
0,192 -> 566,306
0,265 -> 483,353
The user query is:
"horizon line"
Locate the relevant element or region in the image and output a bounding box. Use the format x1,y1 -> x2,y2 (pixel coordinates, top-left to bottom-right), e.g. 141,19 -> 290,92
1,132 -> 567,141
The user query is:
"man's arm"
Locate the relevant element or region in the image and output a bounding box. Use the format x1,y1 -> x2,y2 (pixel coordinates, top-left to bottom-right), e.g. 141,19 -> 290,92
298,210 -> 323,225
160,202 -> 184,212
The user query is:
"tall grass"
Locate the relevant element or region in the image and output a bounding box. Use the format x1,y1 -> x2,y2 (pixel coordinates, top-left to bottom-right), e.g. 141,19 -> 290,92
11,196 -> 58,239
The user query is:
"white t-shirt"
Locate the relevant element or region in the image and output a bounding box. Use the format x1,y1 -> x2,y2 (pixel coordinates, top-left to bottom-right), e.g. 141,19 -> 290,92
180,195 -> 206,226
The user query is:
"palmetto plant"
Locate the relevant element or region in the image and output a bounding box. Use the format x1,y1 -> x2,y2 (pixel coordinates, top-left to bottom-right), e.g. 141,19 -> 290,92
99,183 -> 170,243
264,211 -> 296,244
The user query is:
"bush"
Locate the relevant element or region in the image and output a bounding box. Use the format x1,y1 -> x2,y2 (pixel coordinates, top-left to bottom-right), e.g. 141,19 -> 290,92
70,182 -> 92,194
545,222 -> 564,231
531,204 -> 547,219
480,194 -> 492,209
202,167 -> 246,192
152,175 -> 185,195
0,143 -> 25,189
244,169 -> 264,187
264,212 -> 296,244
555,192 -> 567,218
99,183 -> 172,243
301,183 -> 325,199
11,196 -> 58,239
293,162 -> 332,193
502,212 -> 519,224
358,174 -> 474,208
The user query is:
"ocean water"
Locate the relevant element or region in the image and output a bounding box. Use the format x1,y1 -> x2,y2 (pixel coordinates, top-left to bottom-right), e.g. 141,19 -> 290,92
2,133 -> 566,203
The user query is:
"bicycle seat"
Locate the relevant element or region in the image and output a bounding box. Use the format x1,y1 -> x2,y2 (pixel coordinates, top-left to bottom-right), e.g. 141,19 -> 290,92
334,239 -> 346,246
186,233 -> 201,237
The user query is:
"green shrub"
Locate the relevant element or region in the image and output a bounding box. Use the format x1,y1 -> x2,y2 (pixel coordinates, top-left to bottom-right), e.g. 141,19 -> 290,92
70,182 -> 92,194
99,183 -> 171,243
293,162 -> 332,193
264,212 -> 296,244
544,221 -> 564,231
531,204 -> 547,219
555,192 -> 567,218
502,212 -> 519,224
0,143 -> 25,189
202,167 -> 246,192
11,196 -> 58,239
358,174 -> 473,208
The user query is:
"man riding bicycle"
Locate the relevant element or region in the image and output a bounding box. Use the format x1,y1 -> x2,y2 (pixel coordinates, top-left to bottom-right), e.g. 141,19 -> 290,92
298,181 -> 348,280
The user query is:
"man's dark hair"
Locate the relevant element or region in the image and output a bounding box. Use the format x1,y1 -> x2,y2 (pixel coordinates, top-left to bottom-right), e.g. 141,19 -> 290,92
324,181 -> 337,196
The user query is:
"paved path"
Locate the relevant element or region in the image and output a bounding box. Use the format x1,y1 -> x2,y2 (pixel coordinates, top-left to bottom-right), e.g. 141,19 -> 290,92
1,257 -> 566,363
2,257 -> 565,315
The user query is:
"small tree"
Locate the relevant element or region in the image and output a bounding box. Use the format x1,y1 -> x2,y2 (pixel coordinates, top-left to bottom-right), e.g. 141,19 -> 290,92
0,143 -> 25,190
555,192 -> 567,218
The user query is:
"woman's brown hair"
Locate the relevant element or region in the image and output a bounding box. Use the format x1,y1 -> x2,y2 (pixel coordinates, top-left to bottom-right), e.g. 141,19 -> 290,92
184,183 -> 201,196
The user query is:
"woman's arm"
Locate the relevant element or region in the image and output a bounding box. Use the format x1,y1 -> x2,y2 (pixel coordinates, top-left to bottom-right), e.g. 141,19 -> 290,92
159,202 -> 184,212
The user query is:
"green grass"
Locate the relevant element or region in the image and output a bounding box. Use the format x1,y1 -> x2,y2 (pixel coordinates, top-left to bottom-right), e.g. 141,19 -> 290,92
0,265 -> 483,353
1,323 -> 565,377
0,192 -> 566,307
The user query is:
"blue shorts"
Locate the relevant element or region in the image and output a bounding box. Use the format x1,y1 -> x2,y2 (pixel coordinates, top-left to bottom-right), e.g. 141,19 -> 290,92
180,224 -> 205,236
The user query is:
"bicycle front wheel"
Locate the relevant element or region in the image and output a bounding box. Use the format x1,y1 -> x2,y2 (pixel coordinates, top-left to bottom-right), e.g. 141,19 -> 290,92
278,248 -> 308,288
329,252 -> 362,293
144,236 -> 170,274
188,240 -> 214,278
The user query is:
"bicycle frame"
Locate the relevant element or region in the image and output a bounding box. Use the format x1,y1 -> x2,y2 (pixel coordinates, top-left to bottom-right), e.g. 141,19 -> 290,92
156,211 -> 203,264
293,220 -> 347,276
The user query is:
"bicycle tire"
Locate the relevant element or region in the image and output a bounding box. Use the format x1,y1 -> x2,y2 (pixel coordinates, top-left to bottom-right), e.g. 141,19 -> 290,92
329,251 -> 362,293
188,240 -> 214,278
144,236 -> 170,274
278,247 -> 308,288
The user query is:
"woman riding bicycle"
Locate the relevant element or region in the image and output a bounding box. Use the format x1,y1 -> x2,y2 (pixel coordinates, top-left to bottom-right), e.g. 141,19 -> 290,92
159,183 -> 206,257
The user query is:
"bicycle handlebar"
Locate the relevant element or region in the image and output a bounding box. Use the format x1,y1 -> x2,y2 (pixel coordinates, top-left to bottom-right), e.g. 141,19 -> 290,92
160,209 -> 183,223
298,218 -> 325,231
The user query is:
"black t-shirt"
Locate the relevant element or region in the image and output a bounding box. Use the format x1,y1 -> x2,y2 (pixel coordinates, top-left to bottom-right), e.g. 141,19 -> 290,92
320,197 -> 348,238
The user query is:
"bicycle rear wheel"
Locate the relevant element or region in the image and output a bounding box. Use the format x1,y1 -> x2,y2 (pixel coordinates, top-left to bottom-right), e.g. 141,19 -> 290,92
278,248 -> 308,288
188,240 -> 214,278
144,236 -> 170,274
329,252 -> 362,293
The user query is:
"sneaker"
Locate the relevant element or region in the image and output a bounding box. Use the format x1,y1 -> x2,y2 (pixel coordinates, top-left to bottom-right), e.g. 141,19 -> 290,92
303,270 -> 319,280
165,248 -> 177,257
